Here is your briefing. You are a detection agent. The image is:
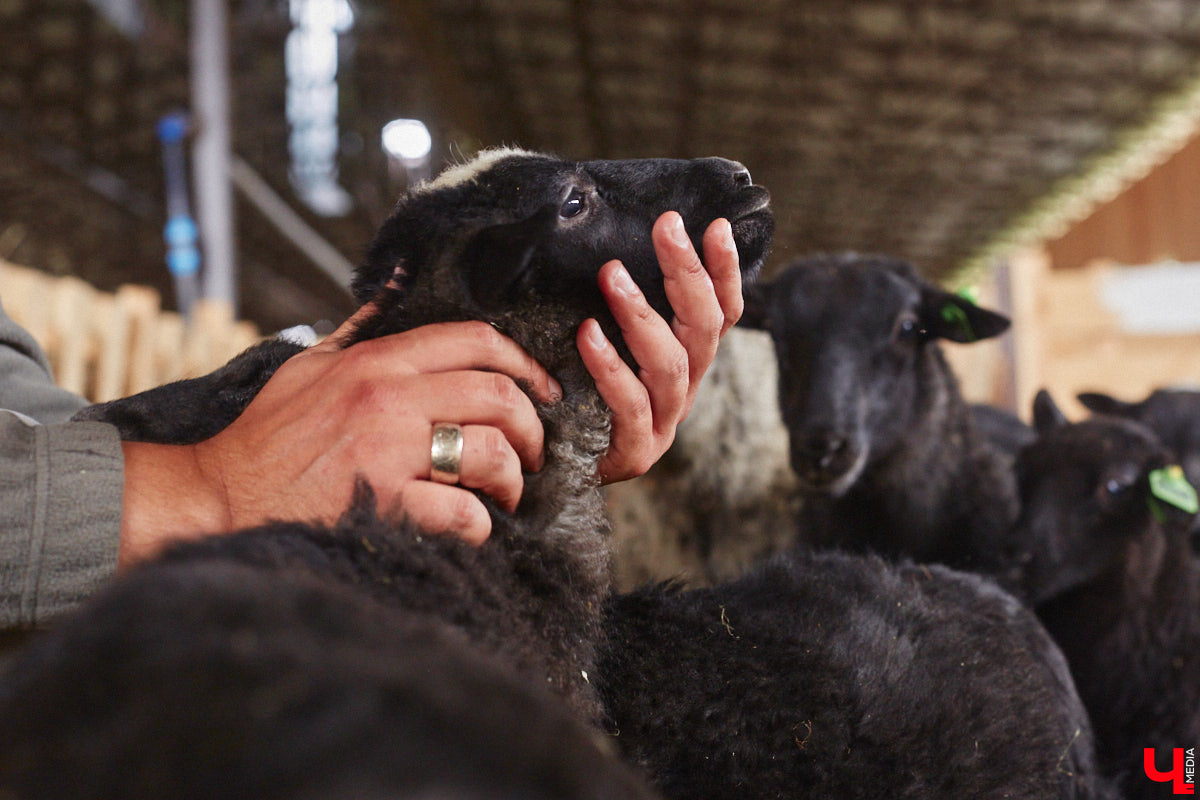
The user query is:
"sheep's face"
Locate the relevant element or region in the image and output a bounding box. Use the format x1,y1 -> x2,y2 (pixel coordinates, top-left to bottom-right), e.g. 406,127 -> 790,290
739,254 -> 1009,495
1009,391 -> 1194,605
1078,389 -> 1200,491
352,150 -> 773,377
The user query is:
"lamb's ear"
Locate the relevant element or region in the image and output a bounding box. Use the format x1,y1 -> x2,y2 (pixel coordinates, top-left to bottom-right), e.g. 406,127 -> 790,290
1077,391 -> 1133,417
737,280 -> 773,331
460,205 -> 558,311
918,286 -> 1010,344
1033,389 -> 1069,433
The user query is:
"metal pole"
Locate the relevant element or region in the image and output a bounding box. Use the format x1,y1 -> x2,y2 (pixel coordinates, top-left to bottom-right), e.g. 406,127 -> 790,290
157,112 -> 201,318
229,156 -> 356,293
190,0 -> 237,313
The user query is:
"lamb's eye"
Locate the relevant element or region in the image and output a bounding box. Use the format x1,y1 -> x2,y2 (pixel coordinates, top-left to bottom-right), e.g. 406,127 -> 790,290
1098,464 -> 1139,508
893,314 -> 923,343
560,189 -> 586,219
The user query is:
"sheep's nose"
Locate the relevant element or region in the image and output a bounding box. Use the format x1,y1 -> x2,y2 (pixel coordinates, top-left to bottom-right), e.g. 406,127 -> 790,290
703,157 -> 753,188
800,432 -> 848,469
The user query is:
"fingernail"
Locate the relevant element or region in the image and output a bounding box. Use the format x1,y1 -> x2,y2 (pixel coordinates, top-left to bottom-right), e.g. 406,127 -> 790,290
669,213 -> 690,248
586,319 -> 608,349
719,218 -> 734,247
548,377 -> 563,401
611,263 -> 639,297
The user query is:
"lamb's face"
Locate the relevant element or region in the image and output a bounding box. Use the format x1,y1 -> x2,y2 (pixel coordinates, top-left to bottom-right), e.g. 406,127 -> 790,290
739,255 -> 1009,495
354,150 -> 773,342
1078,389 -> 1200,491
1010,409 -> 1189,605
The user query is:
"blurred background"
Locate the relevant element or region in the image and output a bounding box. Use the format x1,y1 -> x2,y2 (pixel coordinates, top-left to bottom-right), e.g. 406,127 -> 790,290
0,0 -> 1198,415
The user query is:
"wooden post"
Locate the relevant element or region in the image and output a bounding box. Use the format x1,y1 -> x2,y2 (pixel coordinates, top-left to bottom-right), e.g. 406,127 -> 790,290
91,292 -> 129,403
51,276 -> 94,396
116,284 -> 162,395
1008,247 -> 1050,420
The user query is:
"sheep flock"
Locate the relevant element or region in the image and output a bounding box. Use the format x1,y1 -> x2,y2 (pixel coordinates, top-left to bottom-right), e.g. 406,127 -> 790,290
2,149 -> 1196,800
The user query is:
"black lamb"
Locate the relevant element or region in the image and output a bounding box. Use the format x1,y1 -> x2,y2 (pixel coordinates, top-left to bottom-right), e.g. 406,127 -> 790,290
1078,386 -> 1200,550
0,148 -> 773,797
597,549 -> 1118,799
738,253 -> 1018,573
1077,387 -> 1200,492
1008,389 -> 1200,799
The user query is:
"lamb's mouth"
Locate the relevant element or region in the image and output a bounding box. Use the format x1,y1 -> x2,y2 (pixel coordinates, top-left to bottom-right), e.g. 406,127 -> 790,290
729,195 -> 773,277
793,447 -> 868,498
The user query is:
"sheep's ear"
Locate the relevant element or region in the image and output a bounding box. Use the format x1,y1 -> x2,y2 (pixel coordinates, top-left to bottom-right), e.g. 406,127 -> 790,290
460,205 -> 558,311
918,286 -> 1010,344
737,280 -> 773,331
1033,389 -> 1069,433
1077,391 -> 1133,417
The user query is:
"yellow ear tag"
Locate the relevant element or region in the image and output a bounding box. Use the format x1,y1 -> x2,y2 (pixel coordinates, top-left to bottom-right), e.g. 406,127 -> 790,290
1148,465 -> 1199,514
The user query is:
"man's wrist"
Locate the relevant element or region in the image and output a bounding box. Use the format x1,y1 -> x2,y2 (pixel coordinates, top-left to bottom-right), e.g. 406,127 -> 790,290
118,441 -> 229,569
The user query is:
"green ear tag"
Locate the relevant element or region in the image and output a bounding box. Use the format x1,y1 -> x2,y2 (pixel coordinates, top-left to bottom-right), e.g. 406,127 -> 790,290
956,286 -> 980,306
940,303 -> 976,342
1148,465 -> 1199,514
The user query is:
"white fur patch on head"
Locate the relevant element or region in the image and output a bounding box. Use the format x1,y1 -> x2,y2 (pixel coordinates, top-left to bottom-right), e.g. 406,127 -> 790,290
415,147 -> 543,194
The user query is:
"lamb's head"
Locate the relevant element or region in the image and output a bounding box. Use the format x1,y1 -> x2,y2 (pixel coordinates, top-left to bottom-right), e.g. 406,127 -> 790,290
1078,388 -> 1200,491
1009,390 -> 1198,605
739,254 -> 1009,496
350,149 -> 773,390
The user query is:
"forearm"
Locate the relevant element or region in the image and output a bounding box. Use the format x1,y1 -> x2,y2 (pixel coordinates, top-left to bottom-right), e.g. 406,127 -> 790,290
0,413 -> 123,629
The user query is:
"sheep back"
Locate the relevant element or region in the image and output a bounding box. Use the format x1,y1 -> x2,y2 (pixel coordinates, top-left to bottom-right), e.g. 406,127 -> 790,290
598,551 -> 1114,800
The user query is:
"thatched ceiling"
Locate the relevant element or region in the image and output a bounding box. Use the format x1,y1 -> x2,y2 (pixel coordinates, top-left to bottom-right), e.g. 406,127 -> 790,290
3,0 -> 1200,331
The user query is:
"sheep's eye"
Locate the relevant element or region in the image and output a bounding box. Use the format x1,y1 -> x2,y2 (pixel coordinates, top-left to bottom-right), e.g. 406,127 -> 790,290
560,188 -> 586,219
1097,464 -> 1140,507
893,314 -> 923,344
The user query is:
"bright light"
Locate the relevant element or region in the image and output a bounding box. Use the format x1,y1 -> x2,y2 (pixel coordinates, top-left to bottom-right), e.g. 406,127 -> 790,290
382,119 -> 432,162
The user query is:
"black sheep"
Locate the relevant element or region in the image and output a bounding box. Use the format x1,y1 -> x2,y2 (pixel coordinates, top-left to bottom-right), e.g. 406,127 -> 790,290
1077,387 -> 1200,493
1009,390 -> 1200,799
0,518 -> 657,800
0,149 -> 773,797
597,549 -> 1118,799
739,253 -> 1018,573
1078,386 -> 1200,550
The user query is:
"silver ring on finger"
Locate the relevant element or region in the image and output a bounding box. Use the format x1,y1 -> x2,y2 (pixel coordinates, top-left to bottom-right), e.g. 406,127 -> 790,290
430,422 -> 464,485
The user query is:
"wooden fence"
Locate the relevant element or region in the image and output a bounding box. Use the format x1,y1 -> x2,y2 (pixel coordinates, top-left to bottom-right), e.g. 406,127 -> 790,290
944,249 -> 1200,421
0,259 -> 262,404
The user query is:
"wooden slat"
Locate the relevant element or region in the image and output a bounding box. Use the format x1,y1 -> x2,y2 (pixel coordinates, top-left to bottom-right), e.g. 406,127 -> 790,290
0,261 -> 263,403
51,276 -> 94,396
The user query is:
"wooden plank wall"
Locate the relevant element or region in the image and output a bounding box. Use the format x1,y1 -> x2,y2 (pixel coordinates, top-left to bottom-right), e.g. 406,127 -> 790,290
945,249 -> 1200,422
1046,130 -> 1200,270
0,260 -> 262,403
949,127 -> 1200,422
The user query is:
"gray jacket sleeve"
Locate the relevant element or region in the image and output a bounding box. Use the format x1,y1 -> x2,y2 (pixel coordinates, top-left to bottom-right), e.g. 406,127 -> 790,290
0,298 -> 91,424
0,300 -> 122,629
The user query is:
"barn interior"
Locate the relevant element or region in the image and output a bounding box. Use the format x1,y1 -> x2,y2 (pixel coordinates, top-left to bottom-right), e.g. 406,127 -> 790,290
1,0 -> 1199,412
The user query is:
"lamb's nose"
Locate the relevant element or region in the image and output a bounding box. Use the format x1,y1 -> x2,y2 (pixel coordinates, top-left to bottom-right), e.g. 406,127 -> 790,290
801,432 -> 848,469
704,157 -> 753,187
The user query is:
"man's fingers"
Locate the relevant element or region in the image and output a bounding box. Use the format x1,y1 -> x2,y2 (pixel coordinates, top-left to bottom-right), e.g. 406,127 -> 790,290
454,424 -> 525,512
387,481 -> 492,546
349,321 -> 562,405
595,261 -> 689,428
700,217 -> 743,334
577,318 -> 659,483
655,212 -> 724,367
